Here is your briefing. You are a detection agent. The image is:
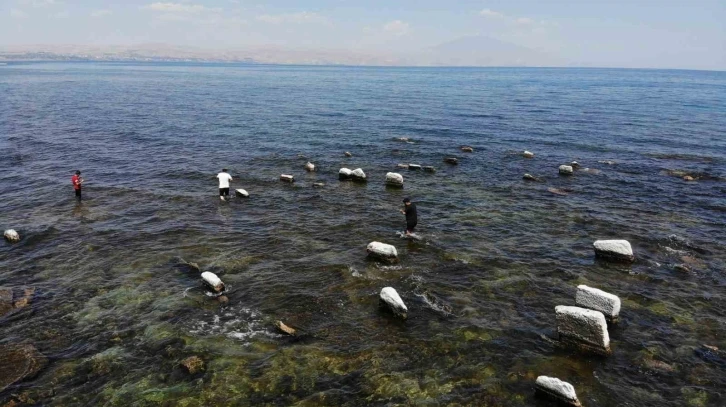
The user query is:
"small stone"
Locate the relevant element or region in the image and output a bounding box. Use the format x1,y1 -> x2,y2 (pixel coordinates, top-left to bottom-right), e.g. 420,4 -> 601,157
673,264 -> 691,273
548,188 -> 569,196
350,168 -> 367,182
444,157 -> 458,165
339,168 -> 352,180
280,174 -> 294,183
461,146 -> 474,152
523,174 -> 538,181
379,287 -> 408,319
643,359 -> 676,372
276,321 -> 296,336
598,160 -> 616,165
683,176 -> 695,181
217,295 -> 229,304
312,182 -> 325,188
593,239 -> 635,262
396,163 -> 409,169
344,151 -> 352,157
422,166 -> 436,173
235,189 -> 249,198
180,356 -> 204,374
575,285 -> 621,322
385,172 -> 404,187
559,165 -> 573,175
535,376 -> 581,407
4,229 -> 20,243
395,137 -> 410,142
571,161 -> 580,168
201,272 -> 225,293
304,162 -> 315,172
523,151 -> 535,158
407,164 -> 422,170
556,305 -> 611,355
366,241 -> 398,263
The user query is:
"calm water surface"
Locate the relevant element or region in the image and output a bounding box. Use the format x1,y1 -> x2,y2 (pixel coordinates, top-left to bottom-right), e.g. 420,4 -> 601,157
1,63 -> 725,406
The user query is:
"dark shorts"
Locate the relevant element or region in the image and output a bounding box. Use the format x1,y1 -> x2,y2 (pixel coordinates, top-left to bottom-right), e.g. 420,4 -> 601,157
219,188 -> 230,196
75,188 -> 82,198
406,222 -> 417,233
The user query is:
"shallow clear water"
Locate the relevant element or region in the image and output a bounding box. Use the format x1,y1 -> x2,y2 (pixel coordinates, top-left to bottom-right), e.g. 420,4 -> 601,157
1,63 -> 725,406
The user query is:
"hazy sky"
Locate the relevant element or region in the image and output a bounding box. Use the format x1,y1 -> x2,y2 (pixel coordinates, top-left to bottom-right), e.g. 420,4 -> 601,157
1,0 -> 724,70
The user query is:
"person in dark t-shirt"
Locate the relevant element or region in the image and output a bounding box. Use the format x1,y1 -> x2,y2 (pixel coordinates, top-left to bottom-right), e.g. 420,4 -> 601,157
401,197 -> 418,235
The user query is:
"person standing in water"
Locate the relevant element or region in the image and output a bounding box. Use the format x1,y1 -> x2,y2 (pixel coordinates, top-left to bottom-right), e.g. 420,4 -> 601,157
71,170 -> 84,201
216,168 -> 233,201
401,197 -> 418,235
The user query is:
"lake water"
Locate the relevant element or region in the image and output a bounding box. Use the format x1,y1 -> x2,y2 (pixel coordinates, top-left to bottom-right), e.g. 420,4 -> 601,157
1,63 -> 725,406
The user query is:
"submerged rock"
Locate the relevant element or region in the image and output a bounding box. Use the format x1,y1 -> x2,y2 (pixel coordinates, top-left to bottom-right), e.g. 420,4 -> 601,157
598,160 -> 616,165
559,165 -> 574,175
344,151 -> 353,157
201,272 -> 225,293
385,172 -> 404,187
339,168 -> 352,180
366,241 -> 398,263
571,161 -> 580,168
444,157 -> 458,165
13,288 -> 35,310
396,163 -> 409,169
523,151 -> 535,158
0,344 -> 47,393
695,344 -> 726,369
312,182 -> 325,188
408,164 -> 422,170
380,287 -> 408,319
548,188 -> 570,196
683,175 -> 695,181
351,168 -> 367,182
280,174 -> 294,183
422,166 -> 436,173
556,305 -> 611,355
4,229 -> 20,243
575,285 -> 621,322
276,321 -> 296,336
461,146 -> 474,152
395,137 -> 410,142
0,288 -> 13,317
180,356 -> 204,374
593,239 -> 635,262
535,376 -> 581,407
235,189 -> 249,198
305,162 -> 315,172
523,174 -> 538,181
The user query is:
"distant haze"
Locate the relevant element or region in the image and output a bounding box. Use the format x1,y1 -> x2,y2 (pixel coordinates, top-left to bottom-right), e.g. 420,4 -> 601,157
1,1 -> 724,70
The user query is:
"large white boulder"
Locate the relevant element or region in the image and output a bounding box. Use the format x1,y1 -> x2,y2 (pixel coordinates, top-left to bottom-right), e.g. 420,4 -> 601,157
201,272 -> 225,293
339,168 -> 352,180
559,165 -> 573,175
535,376 -> 581,407
351,168 -> 367,182
385,172 -> 404,187
556,305 -> 610,355
593,239 -> 634,262
380,287 -> 408,319
4,229 -> 20,243
575,285 -> 621,322
367,241 -> 398,262
305,162 -> 315,172
235,189 -> 249,198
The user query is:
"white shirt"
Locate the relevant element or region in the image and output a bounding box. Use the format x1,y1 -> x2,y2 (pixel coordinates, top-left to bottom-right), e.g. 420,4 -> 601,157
217,172 -> 233,188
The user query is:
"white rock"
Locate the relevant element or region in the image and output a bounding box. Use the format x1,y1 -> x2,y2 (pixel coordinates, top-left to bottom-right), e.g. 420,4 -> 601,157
367,241 -> 398,262
535,376 -> 581,407
235,189 -> 249,198
559,165 -> 573,175
4,229 -> 20,243
523,174 -> 538,181
339,168 -> 352,180
351,168 -> 367,182
396,137 -> 410,142
523,151 -> 535,158
312,182 -> 325,188
344,151 -> 352,157
201,272 -> 225,293
280,174 -> 294,182
556,305 -> 610,355
571,161 -> 580,168
461,146 -> 474,152
385,172 -> 404,187
408,164 -> 422,170
396,163 -> 409,169
593,239 -> 634,262
380,287 -> 408,318
575,285 -> 621,322
305,162 -> 315,172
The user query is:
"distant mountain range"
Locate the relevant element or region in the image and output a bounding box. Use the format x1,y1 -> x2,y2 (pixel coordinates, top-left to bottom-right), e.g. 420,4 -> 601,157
0,37 -> 562,67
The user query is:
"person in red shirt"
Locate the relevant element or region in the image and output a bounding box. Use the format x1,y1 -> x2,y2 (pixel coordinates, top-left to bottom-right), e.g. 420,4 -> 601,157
71,170 -> 84,201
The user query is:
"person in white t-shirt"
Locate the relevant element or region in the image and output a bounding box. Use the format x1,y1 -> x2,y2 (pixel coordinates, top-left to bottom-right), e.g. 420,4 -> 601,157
216,168 -> 233,201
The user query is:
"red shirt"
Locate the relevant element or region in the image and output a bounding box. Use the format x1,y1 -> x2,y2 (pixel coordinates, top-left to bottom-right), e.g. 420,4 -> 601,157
71,175 -> 81,190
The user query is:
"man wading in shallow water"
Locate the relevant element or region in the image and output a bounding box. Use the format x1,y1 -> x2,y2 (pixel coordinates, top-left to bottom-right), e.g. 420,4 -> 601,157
71,170 -> 84,201
401,197 -> 418,235
216,168 -> 233,201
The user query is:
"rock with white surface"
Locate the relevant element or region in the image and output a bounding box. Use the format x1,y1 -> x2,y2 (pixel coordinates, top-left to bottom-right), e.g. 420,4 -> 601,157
556,305 -> 611,355
593,239 -> 634,262
385,172 -> 404,187
408,164 -> 422,170
379,287 -> 408,319
559,165 -> 573,175
575,285 -> 621,322
235,189 -> 249,198
201,272 -> 225,293
312,182 -> 325,188
461,146 -> 474,152
280,174 -> 294,183
535,376 -> 581,407
523,174 -> 538,181
571,161 -> 580,168
523,151 -> 535,158
339,168 -> 352,180
366,241 -> 398,263
396,163 -> 409,169
395,137 -> 410,142
344,151 -> 352,157
3,229 -> 20,243
351,168 -> 367,182
305,162 -> 315,172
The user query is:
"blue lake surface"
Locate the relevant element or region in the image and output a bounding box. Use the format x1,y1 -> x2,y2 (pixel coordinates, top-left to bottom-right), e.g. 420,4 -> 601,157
1,63 -> 725,406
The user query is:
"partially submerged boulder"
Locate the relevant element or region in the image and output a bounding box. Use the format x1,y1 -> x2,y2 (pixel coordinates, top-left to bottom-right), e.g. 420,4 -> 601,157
408,164 -> 422,170
444,157 -> 458,165
351,168 -> 367,182
575,285 -> 621,322
422,166 -> 436,173
461,146 -> 474,152
344,151 -> 353,157
523,174 -> 538,181
395,137 -> 410,142
339,168 -> 352,180
385,172 -> 404,187
535,376 -> 581,407
276,321 -> 296,336
523,151 -> 535,158
280,174 -> 294,183
396,163 -> 409,169
180,356 -> 204,374
4,229 -> 20,243
571,161 -> 580,168
235,189 -> 249,198
556,305 -> 611,355
366,241 -> 398,263
0,344 -> 47,393
305,162 -> 315,172
380,287 -> 408,319
593,239 -> 634,262
312,182 -> 325,188
201,272 -> 225,293
559,165 -> 573,175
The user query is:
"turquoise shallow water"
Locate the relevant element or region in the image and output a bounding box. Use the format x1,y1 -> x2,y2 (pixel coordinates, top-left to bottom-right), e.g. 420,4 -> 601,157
1,63 -> 725,406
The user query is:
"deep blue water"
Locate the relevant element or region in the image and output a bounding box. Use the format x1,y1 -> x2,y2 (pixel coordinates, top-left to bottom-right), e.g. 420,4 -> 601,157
1,63 -> 725,406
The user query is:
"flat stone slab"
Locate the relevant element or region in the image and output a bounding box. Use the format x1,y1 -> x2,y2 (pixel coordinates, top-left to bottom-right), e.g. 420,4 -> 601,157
367,241 -> 398,263
593,239 -> 634,262
235,189 -> 249,197
0,344 -> 47,393
523,151 -> 535,158
535,376 -> 581,407
201,272 -> 225,293
556,305 -> 611,355
280,174 -> 294,182
408,164 -> 422,170
575,285 -> 621,322
380,287 -> 408,319
559,165 -> 573,175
